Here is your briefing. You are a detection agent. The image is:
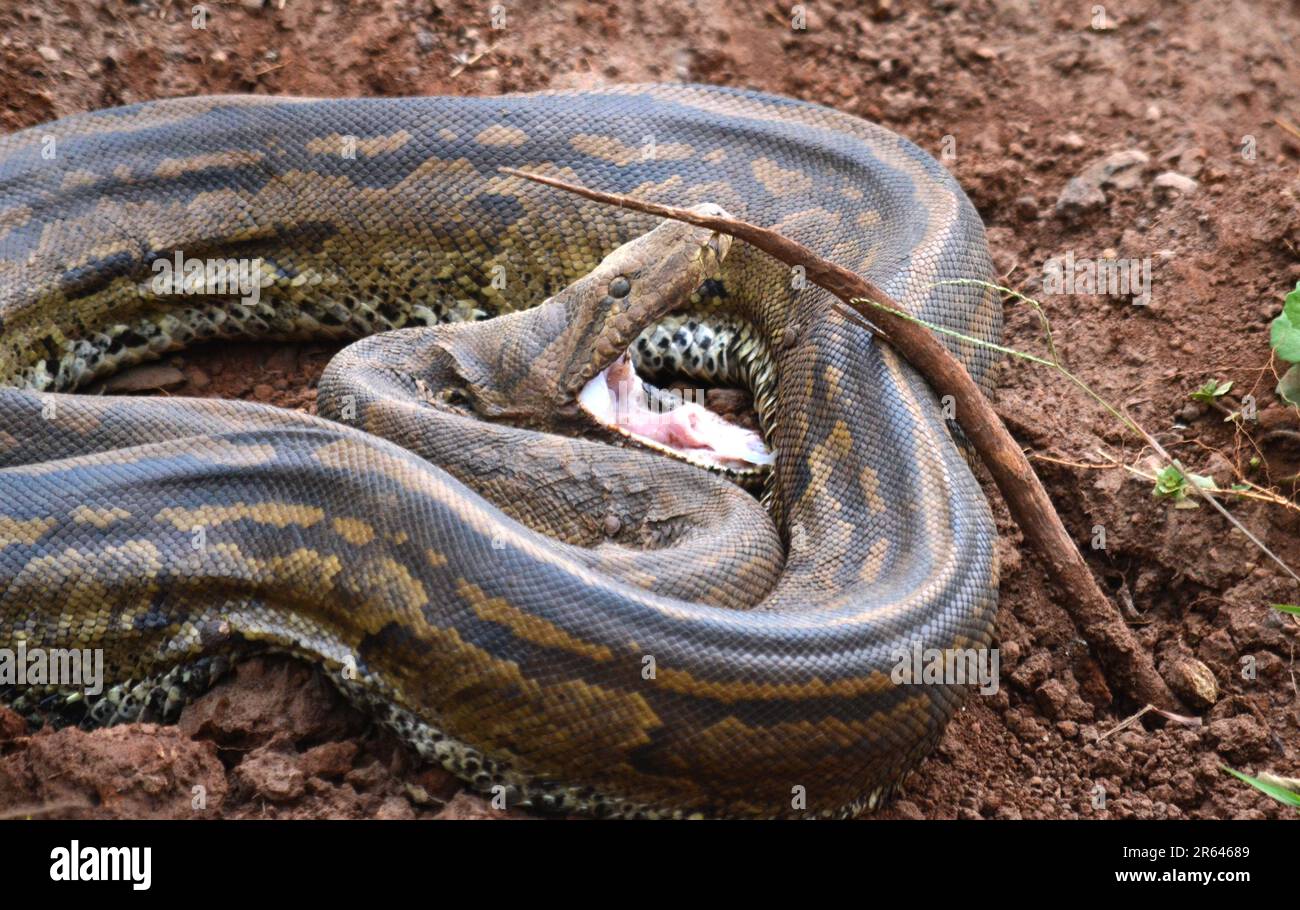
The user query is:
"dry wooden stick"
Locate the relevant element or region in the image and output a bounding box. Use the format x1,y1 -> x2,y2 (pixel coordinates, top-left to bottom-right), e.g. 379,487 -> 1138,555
502,166 -> 1182,712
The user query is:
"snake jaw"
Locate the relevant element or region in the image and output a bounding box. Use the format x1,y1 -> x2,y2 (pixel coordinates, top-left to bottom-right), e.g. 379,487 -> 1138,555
548,208 -> 769,474
578,350 -> 774,473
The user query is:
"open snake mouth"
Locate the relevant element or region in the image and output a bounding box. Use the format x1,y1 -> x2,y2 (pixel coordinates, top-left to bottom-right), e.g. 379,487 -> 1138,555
578,349 -> 774,474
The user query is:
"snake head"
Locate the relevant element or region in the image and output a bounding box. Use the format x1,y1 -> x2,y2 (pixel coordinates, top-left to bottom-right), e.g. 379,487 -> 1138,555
552,205 -> 733,398
414,205 -> 768,474
556,206 -> 773,474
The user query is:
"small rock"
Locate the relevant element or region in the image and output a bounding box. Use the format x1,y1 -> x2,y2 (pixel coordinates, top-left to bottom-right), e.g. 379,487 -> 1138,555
404,783 -> 435,806
602,514 -> 622,537
1034,679 -> 1071,719
410,766 -> 461,803
1162,656 -> 1219,709
36,45 -> 60,63
1006,708 -> 1047,744
1152,171 -> 1198,197
1054,132 -> 1086,151
1096,149 -> 1151,189
416,30 -> 436,53
1251,651 -> 1285,679
102,364 -> 187,393
999,639 -> 1021,668
1055,148 -> 1150,219
234,747 -> 305,802
1161,774 -> 1193,808
1055,178 -> 1106,219
178,657 -> 365,747
252,383 -> 276,401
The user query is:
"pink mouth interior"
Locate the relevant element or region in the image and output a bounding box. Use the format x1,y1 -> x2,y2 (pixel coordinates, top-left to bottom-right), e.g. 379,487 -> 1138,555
578,353 -> 774,472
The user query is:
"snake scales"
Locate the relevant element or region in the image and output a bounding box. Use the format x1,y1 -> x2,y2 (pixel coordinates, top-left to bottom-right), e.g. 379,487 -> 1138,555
0,85 -> 1001,818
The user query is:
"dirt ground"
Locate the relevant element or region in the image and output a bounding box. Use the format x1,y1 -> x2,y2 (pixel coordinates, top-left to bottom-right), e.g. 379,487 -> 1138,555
1,0 -> 1299,820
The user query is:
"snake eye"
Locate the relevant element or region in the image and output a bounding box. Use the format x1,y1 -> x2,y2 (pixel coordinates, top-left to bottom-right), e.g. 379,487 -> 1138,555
608,276 -> 631,298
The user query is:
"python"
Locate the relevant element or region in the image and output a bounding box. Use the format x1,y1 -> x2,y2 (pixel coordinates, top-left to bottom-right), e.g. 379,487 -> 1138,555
0,85 -> 1001,817
149,251 -> 270,308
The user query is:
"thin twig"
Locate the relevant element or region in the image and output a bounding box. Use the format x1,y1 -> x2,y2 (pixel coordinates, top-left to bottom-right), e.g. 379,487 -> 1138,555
1100,705 -> 1154,740
1275,117 -> 1300,142
1028,453 -> 1122,471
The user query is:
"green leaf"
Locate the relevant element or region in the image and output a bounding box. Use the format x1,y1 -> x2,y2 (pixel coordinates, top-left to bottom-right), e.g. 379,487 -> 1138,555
1278,364 -> 1300,406
1271,603 -> 1300,615
1153,465 -> 1201,508
1271,283 -> 1300,362
1190,379 -> 1233,403
1222,766 -> 1300,809
1271,312 -> 1300,362
1153,465 -> 1185,497
1286,281 -> 1300,324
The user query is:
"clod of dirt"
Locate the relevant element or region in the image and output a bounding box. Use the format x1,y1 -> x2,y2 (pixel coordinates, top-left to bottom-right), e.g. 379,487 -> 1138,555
177,656 -> 369,748
0,723 -> 228,819
1055,149 -> 1150,218
1207,715 -> 1274,764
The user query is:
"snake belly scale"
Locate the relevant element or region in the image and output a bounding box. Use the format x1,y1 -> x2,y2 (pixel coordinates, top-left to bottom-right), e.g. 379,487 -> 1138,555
0,85 -> 1001,818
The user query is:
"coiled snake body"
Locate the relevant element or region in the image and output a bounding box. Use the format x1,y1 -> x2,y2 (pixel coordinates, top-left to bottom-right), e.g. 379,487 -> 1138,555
0,85 -> 1000,818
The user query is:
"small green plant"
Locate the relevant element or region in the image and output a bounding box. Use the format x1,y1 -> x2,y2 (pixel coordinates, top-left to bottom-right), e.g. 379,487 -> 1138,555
1189,378 -> 1233,404
1222,766 -> 1300,809
1271,603 -> 1300,615
1152,464 -> 1214,508
1270,281 -> 1300,406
